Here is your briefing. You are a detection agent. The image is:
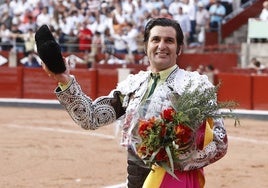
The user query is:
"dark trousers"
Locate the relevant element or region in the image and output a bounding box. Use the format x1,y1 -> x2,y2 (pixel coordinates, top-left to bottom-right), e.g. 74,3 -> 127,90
189,20 -> 196,43
127,150 -> 151,188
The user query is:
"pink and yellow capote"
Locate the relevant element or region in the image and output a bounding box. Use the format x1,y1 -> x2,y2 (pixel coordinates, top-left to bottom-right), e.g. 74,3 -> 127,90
142,118 -> 215,188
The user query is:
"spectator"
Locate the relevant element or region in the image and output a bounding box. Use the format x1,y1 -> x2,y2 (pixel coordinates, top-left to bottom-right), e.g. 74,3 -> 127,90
122,0 -> 135,22
24,51 -> 41,68
57,28 -> 67,52
221,0 -> 233,16
87,0 -> 101,14
0,23 -> 13,51
132,0 -> 149,25
196,64 -> 205,74
23,28 -> 35,54
122,22 -> 139,56
143,0 -> 157,13
58,14 -> 72,36
260,0 -> 268,21
168,0 -> 183,16
123,22 -> 140,64
199,0 -> 211,9
159,8 -> 173,19
77,21 -> 93,52
88,31 -> 102,66
173,6 -> 191,47
150,7 -> 161,18
0,0 -> 258,59
66,10 -> 82,31
19,9 -> 36,33
0,8 -> 12,31
185,0 -> 198,44
203,64 -> 219,84
89,12 -> 107,35
111,11 -> 124,35
103,27 -> 114,53
30,1 -> 42,20
102,27 -> 114,63
36,6 -> 51,28
112,26 -> 128,57
248,57 -> 266,74
53,0 -> 68,21
164,0 -> 174,8
65,29 -> 78,52
209,0 -> 226,31
112,3 -> 127,25
153,0 -> 165,10
196,1 -> 210,44
10,23 -> 25,53
10,0 -> 25,16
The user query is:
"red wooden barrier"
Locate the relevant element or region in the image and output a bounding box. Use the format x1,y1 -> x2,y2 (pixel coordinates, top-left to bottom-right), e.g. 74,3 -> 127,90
23,68 -> 98,100
216,73 -> 253,109
252,75 -> 268,110
96,68 -> 118,97
2,66 -> 268,110
178,53 -> 237,72
22,68 -> 58,99
231,67 -> 258,74
0,67 -> 23,98
70,68 -> 97,99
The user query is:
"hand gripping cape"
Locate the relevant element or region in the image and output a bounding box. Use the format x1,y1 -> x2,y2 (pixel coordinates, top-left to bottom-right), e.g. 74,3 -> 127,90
35,25 -> 66,74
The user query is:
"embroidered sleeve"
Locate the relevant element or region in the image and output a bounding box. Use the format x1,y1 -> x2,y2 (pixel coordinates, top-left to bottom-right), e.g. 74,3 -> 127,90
55,76 -> 125,130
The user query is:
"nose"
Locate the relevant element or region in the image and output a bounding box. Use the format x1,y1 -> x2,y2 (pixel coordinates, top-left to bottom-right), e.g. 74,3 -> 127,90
157,39 -> 166,50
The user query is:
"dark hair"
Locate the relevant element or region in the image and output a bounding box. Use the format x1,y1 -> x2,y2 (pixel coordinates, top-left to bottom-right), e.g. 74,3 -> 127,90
143,18 -> 184,46
206,64 -> 215,71
254,61 -> 261,67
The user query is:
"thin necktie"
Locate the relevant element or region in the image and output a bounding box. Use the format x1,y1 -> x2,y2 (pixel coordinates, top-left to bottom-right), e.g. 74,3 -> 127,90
147,73 -> 160,97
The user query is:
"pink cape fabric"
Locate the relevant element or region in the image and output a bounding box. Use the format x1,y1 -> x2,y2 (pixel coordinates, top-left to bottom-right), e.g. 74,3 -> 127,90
159,169 -> 204,188
143,120 -> 213,188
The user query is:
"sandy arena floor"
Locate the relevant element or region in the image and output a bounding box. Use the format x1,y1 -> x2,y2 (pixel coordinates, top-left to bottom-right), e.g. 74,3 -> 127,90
0,106 -> 267,188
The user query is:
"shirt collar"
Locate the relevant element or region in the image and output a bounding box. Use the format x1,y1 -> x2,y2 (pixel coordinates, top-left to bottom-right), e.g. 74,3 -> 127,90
152,64 -> 178,81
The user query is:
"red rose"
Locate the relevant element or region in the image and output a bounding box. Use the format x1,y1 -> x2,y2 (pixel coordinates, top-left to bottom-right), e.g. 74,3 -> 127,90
160,122 -> 167,137
138,117 -> 156,137
155,147 -> 168,161
138,120 -> 150,137
175,124 -> 193,144
138,145 -> 147,153
161,108 -> 176,122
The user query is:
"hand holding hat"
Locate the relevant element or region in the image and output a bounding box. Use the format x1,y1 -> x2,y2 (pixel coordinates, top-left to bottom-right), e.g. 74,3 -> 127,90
35,25 -> 66,74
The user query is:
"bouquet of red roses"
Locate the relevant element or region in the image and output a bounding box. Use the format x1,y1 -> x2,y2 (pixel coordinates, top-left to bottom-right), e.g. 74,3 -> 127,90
136,82 -> 238,178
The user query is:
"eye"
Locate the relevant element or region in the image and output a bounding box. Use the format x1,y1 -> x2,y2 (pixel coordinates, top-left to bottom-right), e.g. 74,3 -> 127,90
151,36 -> 160,43
166,38 -> 175,43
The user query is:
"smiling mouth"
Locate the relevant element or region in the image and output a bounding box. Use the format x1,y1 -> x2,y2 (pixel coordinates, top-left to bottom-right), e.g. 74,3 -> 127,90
155,52 -> 169,55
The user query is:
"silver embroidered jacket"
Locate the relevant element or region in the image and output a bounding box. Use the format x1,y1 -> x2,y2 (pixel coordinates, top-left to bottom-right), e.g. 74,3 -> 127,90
55,66 -> 228,171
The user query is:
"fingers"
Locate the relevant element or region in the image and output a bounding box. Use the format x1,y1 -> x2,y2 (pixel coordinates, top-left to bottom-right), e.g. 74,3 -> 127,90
64,57 -> 70,68
41,58 -> 71,85
42,62 -> 54,77
63,57 -> 70,74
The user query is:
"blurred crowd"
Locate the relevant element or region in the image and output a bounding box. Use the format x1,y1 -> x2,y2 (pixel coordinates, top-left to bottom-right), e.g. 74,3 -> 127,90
0,0 -> 259,65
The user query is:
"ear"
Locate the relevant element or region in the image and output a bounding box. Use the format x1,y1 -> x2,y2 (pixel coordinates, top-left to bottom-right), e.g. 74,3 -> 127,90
176,46 -> 182,56
144,44 -> 147,55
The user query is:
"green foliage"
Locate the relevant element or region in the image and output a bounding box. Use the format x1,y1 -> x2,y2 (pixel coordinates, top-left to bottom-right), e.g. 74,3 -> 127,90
169,81 -> 239,129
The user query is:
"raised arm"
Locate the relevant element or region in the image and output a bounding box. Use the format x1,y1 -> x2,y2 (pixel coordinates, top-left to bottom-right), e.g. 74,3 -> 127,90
42,61 -> 125,130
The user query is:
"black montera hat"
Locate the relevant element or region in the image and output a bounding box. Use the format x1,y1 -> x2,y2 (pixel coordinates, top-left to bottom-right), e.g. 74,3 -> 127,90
35,25 -> 66,74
